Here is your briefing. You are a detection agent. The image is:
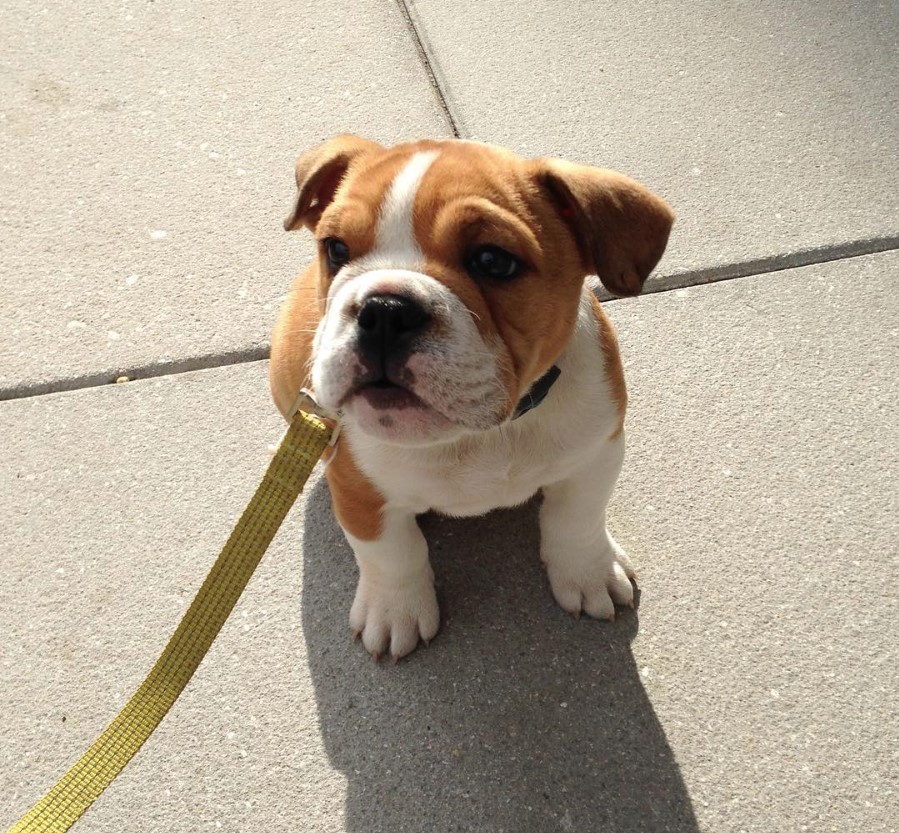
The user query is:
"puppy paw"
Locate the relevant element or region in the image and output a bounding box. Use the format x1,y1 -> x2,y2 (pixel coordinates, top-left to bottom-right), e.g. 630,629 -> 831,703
543,543 -> 636,621
349,567 -> 439,661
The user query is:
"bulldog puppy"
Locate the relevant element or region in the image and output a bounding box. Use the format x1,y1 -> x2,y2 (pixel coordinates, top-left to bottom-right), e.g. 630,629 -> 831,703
270,136 -> 673,661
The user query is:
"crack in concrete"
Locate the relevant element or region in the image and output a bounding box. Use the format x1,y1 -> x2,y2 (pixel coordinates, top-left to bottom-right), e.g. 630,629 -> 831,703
610,233 -> 899,300
394,0 -> 463,138
0,347 -> 270,404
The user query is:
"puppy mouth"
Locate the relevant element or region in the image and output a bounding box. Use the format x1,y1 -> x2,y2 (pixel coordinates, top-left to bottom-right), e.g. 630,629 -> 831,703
352,377 -> 427,411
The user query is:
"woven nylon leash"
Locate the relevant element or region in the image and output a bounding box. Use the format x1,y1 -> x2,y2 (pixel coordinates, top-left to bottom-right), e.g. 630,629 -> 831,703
7,403 -> 334,833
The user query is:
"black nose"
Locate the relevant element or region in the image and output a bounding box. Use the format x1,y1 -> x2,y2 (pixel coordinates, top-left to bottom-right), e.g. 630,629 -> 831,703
356,294 -> 430,366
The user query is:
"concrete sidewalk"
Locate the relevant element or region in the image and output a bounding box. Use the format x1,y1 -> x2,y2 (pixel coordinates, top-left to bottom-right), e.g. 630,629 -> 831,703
2,2 -> 897,832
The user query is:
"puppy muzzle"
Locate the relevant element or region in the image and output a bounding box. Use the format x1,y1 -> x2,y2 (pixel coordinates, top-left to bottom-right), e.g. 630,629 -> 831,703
312,269 -> 507,443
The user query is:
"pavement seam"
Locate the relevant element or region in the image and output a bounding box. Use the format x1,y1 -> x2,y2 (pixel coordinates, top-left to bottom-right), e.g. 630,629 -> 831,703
0,347 -> 270,404
1,238 -> 896,404
614,233 -> 899,300
393,0 -> 464,138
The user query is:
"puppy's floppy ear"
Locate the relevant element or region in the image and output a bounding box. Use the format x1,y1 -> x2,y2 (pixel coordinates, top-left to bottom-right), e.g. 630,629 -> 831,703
538,159 -> 674,297
284,134 -> 383,232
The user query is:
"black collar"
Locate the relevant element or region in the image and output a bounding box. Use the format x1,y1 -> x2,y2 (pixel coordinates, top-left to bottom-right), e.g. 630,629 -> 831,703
512,365 -> 561,420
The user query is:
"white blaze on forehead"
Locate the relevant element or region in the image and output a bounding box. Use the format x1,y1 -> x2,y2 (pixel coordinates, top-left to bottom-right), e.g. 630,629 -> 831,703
370,150 -> 440,270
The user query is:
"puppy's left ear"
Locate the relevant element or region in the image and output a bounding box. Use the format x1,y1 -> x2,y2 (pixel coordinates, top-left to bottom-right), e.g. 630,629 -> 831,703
284,134 -> 383,232
537,159 -> 674,297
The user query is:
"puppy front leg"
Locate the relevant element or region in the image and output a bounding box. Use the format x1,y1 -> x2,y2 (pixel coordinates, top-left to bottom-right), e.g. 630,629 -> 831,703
324,443 -> 438,661
539,436 -> 636,620
344,511 -> 439,661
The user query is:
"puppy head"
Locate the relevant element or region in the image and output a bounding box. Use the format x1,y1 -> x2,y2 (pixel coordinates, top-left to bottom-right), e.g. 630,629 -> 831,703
285,136 -> 673,446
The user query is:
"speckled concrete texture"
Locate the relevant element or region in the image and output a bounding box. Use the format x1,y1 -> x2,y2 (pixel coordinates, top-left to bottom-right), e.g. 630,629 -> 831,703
0,0 -> 449,396
2,253 -> 897,832
407,0 -> 899,283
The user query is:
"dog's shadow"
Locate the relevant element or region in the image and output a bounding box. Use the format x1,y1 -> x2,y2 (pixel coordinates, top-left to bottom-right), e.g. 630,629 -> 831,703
301,478 -> 698,833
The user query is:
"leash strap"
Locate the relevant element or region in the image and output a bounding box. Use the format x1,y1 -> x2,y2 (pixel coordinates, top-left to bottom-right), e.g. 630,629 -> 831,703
7,409 -> 333,833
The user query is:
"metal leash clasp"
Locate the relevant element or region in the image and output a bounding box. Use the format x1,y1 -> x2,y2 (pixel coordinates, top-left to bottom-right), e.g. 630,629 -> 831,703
289,388 -> 341,449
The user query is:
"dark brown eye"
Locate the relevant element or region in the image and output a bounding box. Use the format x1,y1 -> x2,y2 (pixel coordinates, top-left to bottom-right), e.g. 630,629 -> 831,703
323,237 -> 351,272
466,245 -> 522,281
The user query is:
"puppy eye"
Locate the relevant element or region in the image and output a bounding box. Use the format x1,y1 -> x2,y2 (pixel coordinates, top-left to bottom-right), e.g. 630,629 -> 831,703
466,245 -> 522,281
323,237 -> 351,272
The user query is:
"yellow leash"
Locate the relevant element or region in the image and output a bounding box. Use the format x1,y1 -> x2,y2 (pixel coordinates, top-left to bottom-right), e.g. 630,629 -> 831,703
7,406 -> 334,833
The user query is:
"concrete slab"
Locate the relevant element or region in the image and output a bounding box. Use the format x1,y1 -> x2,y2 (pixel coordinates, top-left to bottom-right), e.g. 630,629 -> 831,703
0,0 -> 449,397
408,0 -> 899,283
2,251 -> 897,832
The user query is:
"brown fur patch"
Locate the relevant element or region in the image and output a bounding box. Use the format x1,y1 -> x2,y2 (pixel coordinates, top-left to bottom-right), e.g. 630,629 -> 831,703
323,435 -> 385,541
314,198 -> 378,272
589,293 -> 628,438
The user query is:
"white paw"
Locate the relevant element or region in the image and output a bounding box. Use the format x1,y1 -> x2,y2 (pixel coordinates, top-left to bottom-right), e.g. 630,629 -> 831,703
349,566 -> 440,661
543,541 -> 636,621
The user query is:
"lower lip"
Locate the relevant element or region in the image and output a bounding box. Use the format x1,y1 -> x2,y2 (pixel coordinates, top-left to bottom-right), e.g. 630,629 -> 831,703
355,383 -> 424,411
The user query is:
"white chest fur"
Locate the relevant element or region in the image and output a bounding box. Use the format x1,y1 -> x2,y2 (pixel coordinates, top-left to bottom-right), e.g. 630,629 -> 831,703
345,288 -> 622,517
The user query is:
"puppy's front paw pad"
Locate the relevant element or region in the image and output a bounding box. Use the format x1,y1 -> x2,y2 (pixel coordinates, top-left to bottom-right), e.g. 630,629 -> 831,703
349,570 -> 439,661
546,551 -> 636,621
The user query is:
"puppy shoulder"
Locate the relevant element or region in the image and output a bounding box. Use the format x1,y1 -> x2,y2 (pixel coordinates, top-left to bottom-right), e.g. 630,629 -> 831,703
583,286 -> 627,437
324,432 -> 386,541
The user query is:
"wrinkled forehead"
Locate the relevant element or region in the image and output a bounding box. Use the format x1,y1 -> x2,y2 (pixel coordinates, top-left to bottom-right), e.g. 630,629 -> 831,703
351,140 -> 525,206
324,141 -> 534,259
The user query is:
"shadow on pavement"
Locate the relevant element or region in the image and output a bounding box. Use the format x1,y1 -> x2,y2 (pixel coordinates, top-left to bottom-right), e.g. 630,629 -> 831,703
302,478 -> 698,833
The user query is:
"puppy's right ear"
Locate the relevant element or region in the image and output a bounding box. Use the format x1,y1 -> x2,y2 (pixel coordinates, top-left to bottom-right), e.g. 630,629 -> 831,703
284,135 -> 383,232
